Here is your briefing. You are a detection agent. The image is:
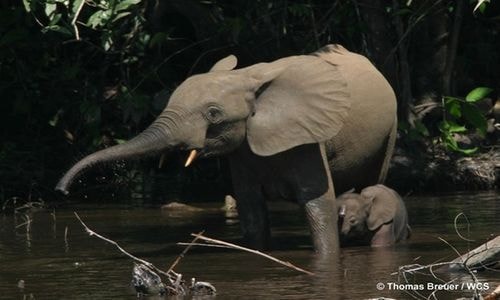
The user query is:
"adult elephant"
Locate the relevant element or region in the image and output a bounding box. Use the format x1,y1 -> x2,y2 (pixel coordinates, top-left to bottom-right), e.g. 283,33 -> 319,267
56,45 -> 397,254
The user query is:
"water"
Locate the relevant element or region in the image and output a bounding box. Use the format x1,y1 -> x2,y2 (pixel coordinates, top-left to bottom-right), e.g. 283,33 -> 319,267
0,192 -> 499,299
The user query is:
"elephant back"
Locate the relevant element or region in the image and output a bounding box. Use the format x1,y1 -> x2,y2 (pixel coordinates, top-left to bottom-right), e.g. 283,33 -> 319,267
380,185 -> 410,242
316,45 -> 397,193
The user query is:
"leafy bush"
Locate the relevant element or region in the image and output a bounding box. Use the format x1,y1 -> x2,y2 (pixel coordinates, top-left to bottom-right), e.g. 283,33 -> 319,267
439,87 -> 492,154
0,0 -> 170,201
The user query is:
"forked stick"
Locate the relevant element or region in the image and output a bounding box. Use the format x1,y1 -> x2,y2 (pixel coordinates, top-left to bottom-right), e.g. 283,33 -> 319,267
74,212 -> 174,279
178,233 -> 315,276
75,212 -> 314,276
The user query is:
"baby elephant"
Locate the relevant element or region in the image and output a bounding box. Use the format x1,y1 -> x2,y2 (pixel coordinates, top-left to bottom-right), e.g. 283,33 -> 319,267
337,184 -> 410,247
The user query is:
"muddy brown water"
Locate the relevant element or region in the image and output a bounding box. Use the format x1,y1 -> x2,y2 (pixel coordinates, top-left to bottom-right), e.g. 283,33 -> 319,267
0,192 -> 499,299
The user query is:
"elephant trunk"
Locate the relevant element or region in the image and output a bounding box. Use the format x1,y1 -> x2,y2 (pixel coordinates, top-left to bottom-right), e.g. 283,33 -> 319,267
56,114 -> 177,195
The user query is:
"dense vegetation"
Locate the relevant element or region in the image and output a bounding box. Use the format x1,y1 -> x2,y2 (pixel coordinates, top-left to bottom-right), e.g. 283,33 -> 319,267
1,0 -> 498,203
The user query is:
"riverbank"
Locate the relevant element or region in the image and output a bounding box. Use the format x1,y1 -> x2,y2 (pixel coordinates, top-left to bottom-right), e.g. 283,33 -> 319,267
387,145 -> 500,193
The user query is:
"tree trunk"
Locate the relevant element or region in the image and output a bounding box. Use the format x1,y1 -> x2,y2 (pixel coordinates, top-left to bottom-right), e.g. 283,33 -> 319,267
442,0 -> 466,96
411,1 -> 448,102
356,0 -> 399,97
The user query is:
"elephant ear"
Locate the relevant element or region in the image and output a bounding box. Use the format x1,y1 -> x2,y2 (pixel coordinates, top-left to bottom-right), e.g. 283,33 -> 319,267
341,188 -> 356,195
363,189 -> 397,231
210,55 -> 237,72
246,56 -> 350,156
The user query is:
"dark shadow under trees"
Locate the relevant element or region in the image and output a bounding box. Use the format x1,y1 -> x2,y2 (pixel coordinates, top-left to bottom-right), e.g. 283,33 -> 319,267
0,0 -> 498,203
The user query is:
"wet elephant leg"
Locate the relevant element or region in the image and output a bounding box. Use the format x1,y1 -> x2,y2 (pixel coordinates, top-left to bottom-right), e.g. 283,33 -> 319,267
229,159 -> 270,250
370,224 -> 395,247
304,144 -> 340,254
234,185 -> 270,250
304,197 -> 339,254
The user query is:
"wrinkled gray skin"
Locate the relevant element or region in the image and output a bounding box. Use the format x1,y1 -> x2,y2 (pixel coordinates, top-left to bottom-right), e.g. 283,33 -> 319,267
56,45 -> 397,254
337,184 -> 410,247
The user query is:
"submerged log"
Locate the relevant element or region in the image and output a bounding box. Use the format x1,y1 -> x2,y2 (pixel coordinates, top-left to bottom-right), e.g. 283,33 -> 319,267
447,235 -> 500,272
160,202 -> 205,212
132,263 -> 168,296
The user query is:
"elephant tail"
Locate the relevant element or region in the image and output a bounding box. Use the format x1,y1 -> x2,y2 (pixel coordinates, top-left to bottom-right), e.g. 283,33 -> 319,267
406,224 -> 412,239
377,115 -> 397,183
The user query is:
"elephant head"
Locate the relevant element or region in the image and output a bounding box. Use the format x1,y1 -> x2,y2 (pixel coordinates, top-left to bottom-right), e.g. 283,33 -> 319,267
56,46 -> 351,194
337,184 -> 409,246
337,192 -> 372,237
337,190 -> 396,236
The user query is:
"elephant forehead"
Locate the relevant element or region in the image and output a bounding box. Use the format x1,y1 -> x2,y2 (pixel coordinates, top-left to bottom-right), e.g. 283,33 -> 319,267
346,200 -> 362,210
169,73 -> 250,105
338,193 -> 362,202
338,195 -> 364,209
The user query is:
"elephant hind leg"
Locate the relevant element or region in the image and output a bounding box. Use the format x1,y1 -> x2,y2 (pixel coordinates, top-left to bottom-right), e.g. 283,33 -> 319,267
377,115 -> 397,183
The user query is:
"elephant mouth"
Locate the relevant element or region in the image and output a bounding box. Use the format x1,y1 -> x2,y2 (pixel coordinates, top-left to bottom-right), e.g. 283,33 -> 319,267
201,121 -> 244,157
205,122 -> 233,140
175,120 -> 245,164
199,137 -> 226,157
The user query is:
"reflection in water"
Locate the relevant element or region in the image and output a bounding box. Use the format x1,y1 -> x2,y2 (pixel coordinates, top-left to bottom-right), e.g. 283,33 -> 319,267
0,192 -> 498,299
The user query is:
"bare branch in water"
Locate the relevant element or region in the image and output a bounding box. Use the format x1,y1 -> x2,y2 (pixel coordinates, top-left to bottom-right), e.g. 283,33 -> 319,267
74,212 -> 176,279
395,231 -> 499,299
178,232 -> 315,276
393,212 -> 499,299
453,212 -> 475,242
74,212 -> 215,296
449,235 -> 500,271
167,231 -> 204,274
15,215 -> 32,230
74,212 -> 316,297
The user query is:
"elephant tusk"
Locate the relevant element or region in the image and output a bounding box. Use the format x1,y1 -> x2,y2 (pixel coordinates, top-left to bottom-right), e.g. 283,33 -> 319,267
339,204 -> 346,217
184,149 -> 197,167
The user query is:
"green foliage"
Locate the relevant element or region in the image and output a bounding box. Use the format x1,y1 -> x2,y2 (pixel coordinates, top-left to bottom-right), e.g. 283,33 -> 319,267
22,0 -> 146,52
214,1 -> 361,55
0,0 -> 174,200
288,3 -> 310,17
439,87 -> 492,154
399,120 -> 429,142
465,87 -> 493,102
400,86 -> 493,155
11,0 -> 167,137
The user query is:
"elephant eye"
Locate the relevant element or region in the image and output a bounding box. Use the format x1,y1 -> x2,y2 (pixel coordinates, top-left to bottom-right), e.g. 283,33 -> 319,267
205,106 -> 223,124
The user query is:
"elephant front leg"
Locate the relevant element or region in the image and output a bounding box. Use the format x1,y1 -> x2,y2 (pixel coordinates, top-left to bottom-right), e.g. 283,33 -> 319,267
370,224 -> 395,247
233,187 -> 270,250
304,191 -> 339,254
303,144 -> 340,254
229,155 -> 270,250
